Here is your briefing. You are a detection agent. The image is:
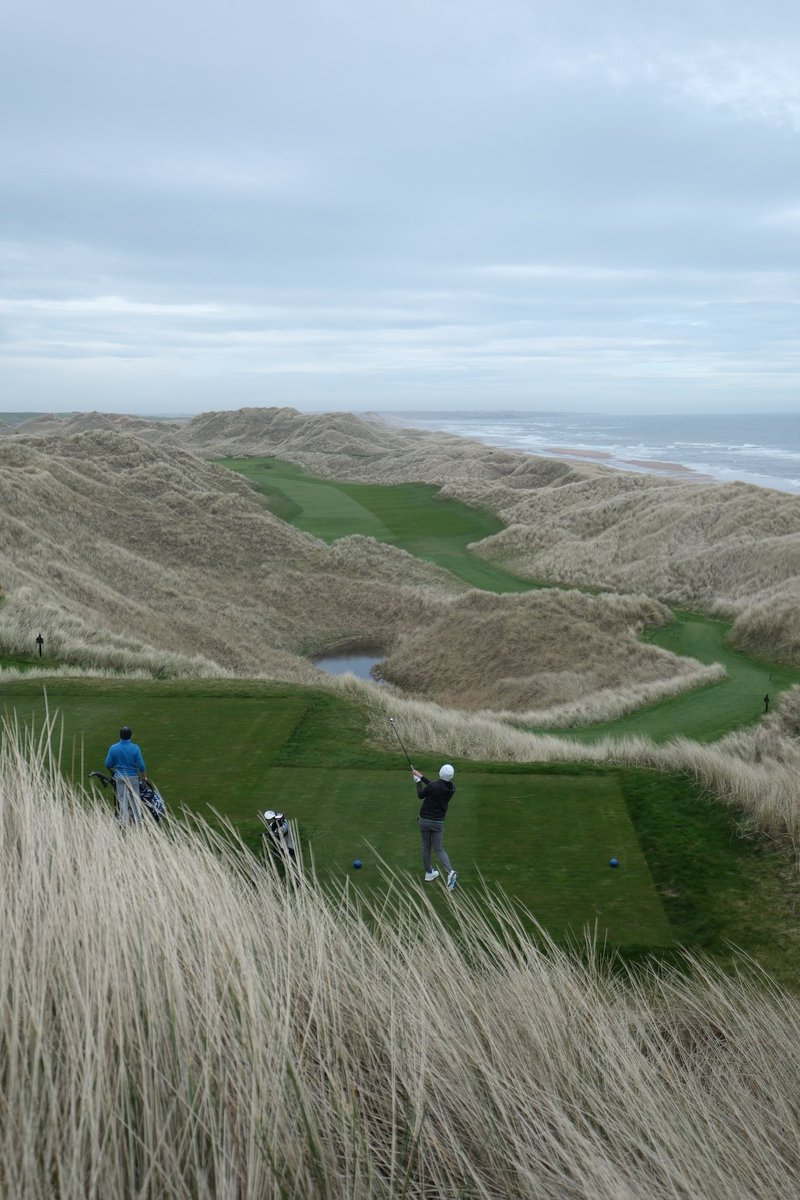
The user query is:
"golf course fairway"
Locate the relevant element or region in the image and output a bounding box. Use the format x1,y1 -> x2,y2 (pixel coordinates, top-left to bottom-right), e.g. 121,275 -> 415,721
221,456 -> 800,741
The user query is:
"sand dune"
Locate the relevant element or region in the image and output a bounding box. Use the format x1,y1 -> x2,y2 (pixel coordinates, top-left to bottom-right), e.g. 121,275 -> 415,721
0,432 -> 444,677
6,404 -> 799,672
0,427 -> 714,717
108,404 -> 799,666
377,588 -> 719,714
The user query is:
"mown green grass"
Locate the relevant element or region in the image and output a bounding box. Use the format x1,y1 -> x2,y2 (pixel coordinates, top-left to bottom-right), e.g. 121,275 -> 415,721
567,611 -> 796,744
4,676 -> 799,976
220,457 -> 800,741
219,456 -> 534,592
0,651 -> 60,671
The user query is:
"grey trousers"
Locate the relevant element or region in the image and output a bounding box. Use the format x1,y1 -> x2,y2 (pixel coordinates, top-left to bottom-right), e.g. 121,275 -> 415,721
418,817 -> 453,874
115,774 -> 143,827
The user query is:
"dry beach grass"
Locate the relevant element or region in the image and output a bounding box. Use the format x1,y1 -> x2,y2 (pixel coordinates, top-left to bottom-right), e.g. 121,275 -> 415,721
3,722 -> 800,1200
0,429 -> 718,719
15,405 -> 798,664
3,408 -> 800,1197
1,408 -> 799,847
376,587 -> 722,714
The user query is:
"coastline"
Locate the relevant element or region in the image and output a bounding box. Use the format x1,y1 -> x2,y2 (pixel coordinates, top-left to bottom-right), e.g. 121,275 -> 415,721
539,445 -> 715,483
386,412 -> 800,494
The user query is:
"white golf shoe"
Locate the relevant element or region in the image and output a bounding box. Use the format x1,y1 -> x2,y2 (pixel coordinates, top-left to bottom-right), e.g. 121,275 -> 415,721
424,869 -> 440,882
446,870 -> 458,890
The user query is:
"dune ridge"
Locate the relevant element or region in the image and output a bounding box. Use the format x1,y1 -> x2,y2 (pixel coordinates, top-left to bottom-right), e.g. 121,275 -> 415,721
12,406 -> 796,664
0,430 -> 709,720
2,409 -> 799,843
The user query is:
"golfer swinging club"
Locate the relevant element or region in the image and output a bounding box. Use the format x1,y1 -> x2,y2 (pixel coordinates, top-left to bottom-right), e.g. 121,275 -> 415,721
412,762 -> 458,889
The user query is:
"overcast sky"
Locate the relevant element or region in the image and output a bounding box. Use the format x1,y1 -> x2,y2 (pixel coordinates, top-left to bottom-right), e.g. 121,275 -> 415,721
2,0 -> 800,415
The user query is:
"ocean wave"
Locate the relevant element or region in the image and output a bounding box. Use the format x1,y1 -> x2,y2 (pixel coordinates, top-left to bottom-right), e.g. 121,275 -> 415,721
398,412 -> 800,493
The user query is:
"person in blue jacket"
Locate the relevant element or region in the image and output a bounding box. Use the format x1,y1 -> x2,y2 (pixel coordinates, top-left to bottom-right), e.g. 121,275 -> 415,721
105,726 -> 148,826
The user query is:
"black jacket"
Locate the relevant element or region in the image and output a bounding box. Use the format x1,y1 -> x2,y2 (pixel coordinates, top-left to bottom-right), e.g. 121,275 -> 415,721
416,775 -> 455,821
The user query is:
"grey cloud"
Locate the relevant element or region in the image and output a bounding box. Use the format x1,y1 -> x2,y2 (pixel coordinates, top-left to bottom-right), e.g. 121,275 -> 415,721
1,0 -> 800,412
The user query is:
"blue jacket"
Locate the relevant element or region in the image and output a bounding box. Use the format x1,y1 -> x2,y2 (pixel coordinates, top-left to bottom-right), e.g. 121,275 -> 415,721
105,739 -> 146,777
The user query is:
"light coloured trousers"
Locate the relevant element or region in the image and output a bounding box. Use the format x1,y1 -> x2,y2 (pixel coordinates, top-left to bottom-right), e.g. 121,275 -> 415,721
115,774 -> 143,827
418,817 -> 453,874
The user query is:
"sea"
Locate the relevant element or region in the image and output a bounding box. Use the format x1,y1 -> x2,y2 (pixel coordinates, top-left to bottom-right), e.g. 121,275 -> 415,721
387,411 -> 800,495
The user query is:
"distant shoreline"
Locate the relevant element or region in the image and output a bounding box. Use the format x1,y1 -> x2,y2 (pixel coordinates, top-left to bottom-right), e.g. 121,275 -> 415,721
538,445 -> 715,483
3,407 -> 798,493
386,411 -> 800,495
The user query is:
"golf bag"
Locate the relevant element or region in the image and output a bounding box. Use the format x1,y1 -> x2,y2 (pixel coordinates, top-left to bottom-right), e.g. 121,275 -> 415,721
137,779 -> 166,822
89,770 -> 166,823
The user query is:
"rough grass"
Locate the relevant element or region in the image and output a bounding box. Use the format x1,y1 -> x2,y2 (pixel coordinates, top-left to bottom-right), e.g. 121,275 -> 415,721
11,407 -> 800,668
1,409 -> 798,849
0,434 -> 725,725
375,587 -> 719,713
4,722 -> 800,1199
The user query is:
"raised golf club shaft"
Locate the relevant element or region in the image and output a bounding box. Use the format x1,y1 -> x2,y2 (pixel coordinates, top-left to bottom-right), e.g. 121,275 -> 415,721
389,718 -> 413,769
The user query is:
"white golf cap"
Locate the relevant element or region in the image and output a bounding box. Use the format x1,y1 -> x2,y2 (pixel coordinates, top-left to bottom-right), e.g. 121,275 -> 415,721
264,810 -> 277,820
439,764 -> 455,781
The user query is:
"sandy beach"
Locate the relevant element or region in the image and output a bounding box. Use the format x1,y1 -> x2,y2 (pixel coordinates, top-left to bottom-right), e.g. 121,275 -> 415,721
543,445 -> 715,483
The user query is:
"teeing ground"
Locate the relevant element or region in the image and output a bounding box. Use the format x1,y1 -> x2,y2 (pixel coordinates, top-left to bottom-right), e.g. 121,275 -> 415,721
6,676 -> 796,967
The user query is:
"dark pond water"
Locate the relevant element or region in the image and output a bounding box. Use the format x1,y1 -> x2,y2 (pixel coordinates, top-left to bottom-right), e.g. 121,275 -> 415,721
313,654 -> 383,681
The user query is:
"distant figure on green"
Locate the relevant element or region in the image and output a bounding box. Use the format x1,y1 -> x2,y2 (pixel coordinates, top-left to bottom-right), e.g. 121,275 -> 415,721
764,693 -> 770,714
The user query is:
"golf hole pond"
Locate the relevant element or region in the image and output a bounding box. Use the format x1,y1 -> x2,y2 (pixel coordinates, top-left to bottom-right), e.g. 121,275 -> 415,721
313,653 -> 384,682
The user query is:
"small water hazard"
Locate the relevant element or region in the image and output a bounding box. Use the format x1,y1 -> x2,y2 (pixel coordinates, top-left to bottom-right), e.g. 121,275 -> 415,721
313,654 -> 384,682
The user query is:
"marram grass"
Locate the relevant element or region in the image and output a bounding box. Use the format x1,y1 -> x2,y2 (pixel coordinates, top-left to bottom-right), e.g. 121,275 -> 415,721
3,717 -> 800,1198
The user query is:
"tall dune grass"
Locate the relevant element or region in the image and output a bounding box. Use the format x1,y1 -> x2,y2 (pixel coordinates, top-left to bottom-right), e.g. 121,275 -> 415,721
0,430 -> 718,718
376,588 -> 720,716
484,662 -> 724,728
3,719 -> 800,1198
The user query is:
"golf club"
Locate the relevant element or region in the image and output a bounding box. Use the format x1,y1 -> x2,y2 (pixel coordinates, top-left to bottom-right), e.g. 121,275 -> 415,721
388,717 -> 414,770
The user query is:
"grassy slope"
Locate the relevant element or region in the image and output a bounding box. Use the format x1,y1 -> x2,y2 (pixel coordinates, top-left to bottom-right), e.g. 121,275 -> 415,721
220,456 -> 800,740
6,676 -> 799,977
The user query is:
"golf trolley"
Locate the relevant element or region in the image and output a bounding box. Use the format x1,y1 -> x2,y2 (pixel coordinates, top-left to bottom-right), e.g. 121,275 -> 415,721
89,770 -> 166,822
261,810 -> 296,865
